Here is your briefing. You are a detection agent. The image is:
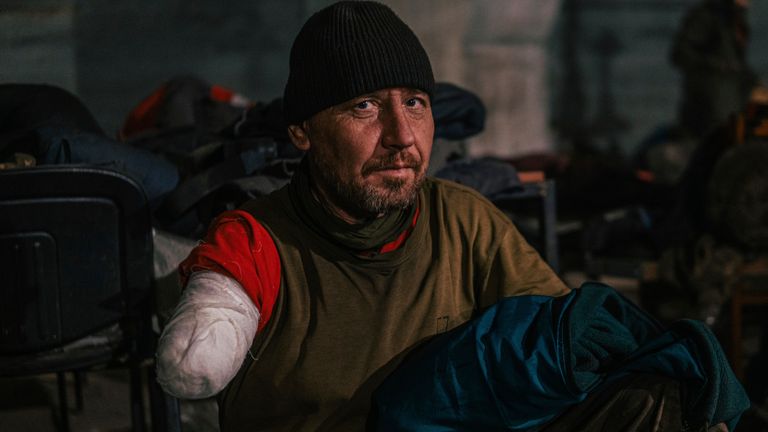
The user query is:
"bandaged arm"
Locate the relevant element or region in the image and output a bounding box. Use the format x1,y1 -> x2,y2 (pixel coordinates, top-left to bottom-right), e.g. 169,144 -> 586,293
156,270 -> 259,399
155,210 -> 281,399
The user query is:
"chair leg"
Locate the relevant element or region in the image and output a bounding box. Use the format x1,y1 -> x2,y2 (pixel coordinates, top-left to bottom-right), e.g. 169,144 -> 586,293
56,372 -> 71,432
73,371 -> 84,412
129,360 -> 146,432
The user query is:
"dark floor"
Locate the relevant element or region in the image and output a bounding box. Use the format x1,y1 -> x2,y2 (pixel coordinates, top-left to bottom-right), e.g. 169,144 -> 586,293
0,370 -> 218,432
3,362 -> 768,431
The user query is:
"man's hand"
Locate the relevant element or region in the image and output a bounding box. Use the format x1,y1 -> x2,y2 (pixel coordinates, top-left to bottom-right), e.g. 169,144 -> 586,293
708,422 -> 728,432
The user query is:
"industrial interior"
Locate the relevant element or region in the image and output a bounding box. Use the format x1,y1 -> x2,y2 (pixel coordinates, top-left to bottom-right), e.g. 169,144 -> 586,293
1,0 -> 768,431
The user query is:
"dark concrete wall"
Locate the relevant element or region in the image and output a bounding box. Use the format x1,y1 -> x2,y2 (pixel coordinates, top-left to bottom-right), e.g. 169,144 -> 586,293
554,0 -> 768,157
0,0 -> 317,135
1,0 -> 767,155
73,0 -> 311,135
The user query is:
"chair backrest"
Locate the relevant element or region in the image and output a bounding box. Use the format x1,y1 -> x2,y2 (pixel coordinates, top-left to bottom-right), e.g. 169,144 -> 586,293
0,165 -> 153,354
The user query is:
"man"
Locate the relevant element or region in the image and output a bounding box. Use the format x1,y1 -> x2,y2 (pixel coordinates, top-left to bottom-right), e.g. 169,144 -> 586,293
670,0 -> 759,138
157,0 -> 566,428
157,2 -> 742,431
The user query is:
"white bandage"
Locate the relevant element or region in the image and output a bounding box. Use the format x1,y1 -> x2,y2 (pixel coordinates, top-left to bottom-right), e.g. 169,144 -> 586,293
156,271 -> 259,399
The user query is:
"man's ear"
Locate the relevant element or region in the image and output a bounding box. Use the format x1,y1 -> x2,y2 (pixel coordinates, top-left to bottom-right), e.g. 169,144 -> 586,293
287,123 -> 311,151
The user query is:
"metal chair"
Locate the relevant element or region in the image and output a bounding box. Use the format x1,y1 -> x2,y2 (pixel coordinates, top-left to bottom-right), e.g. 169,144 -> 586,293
0,165 -> 180,431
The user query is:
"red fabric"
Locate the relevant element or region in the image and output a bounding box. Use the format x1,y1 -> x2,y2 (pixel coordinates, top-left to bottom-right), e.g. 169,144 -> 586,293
179,210 -> 280,333
377,206 -> 420,254
209,85 -> 236,103
119,84 -> 168,140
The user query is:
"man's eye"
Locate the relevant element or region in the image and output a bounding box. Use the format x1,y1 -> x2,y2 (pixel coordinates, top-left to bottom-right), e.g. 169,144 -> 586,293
355,101 -> 371,110
406,98 -> 424,107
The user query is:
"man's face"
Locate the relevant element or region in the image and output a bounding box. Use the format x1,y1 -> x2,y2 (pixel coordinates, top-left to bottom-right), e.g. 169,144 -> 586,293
292,87 -> 434,220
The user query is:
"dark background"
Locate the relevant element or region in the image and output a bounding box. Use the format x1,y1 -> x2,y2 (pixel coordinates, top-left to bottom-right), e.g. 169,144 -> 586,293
2,0 -> 767,157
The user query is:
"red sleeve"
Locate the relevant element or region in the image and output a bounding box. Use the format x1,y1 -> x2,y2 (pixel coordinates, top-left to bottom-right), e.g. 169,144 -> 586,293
178,210 -> 280,333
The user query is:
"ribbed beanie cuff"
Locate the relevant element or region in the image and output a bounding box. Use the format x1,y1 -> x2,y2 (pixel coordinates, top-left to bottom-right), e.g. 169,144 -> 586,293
283,1 -> 434,125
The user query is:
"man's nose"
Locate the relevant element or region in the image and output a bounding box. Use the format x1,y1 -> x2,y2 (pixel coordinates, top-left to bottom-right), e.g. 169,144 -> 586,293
381,104 -> 416,150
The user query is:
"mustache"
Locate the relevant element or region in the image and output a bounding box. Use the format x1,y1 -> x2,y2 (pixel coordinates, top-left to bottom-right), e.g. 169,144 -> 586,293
361,152 -> 422,176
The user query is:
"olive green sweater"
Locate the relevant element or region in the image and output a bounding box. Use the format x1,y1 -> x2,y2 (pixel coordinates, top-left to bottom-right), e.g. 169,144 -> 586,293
219,177 -> 568,432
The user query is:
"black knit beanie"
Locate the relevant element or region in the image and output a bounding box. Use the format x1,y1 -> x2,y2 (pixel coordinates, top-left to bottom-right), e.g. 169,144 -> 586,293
283,1 -> 434,125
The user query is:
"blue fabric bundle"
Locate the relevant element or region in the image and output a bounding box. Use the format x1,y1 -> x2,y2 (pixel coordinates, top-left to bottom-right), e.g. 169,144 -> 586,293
373,283 -> 749,431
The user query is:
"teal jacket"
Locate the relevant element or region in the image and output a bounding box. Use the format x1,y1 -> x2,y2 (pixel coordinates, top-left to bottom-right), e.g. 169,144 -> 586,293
374,283 -> 749,431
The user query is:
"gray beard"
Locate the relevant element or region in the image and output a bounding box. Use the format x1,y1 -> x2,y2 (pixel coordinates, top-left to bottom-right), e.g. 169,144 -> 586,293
308,153 -> 424,218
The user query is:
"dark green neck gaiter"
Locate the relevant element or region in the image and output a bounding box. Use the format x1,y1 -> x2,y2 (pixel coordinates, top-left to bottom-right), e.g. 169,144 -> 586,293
288,158 -> 416,252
